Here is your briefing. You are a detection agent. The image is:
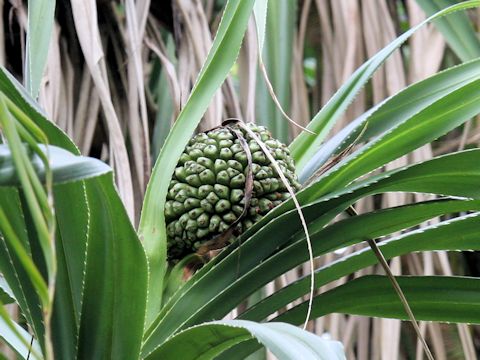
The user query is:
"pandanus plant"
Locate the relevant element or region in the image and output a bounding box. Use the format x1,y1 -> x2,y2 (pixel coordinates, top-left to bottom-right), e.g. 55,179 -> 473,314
1,1 -> 480,359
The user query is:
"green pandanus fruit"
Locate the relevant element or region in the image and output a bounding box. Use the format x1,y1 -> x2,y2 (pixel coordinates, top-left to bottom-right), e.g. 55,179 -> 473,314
165,122 -> 300,262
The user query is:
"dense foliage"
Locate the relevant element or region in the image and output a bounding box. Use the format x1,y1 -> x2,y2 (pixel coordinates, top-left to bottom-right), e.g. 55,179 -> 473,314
0,1 -> 479,359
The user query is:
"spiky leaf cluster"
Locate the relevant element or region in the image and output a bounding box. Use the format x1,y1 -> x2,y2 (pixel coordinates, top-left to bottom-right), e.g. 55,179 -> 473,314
165,123 -> 300,261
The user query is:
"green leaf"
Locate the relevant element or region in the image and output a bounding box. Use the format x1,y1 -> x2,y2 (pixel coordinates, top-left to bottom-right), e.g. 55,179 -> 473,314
0,145 -> 110,186
255,0 -> 295,142
241,211 -> 480,322
0,119 -> 144,358
300,65 -> 480,199
237,201 -> 480,320
307,79 -> 480,196
162,254 -> 202,306
151,36 -> 176,159
216,341 -> 265,360
168,200 -> 479,328
77,174 -> 148,360
240,273 -> 480,357
257,148 -> 480,243
0,311 -> 42,360
139,0 -> 256,325
0,276 -> 15,304
0,188 -> 45,350
144,320 -> 345,360
25,0 -> 56,98
299,57 -> 480,182
0,67 -> 77,154
0,93 -> 56,296
276,275 -> 480,324
290,0 -> 480,173
0,144 -> 113,357
50,181 -> 89,359
253,0 -> 268,52
416,0 -> 480,61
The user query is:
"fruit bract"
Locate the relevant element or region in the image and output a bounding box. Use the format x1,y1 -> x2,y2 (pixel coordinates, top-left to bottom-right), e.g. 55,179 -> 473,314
165,122 -> 300,262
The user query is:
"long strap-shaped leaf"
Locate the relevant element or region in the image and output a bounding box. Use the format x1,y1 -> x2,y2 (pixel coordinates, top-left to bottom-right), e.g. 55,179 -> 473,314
139,0 -> 256,324
290,0 -> 480,173
0,94 -> 57,356
304,77 -> 480,196
233,202 -> 480,319
158,204 -> 480,334
242,147 -> 480,250
254,0 -> 296,142
50,181 -> 89,359
76,173 -> 148,360
416,0 -> 480,61
0,276 -> 15,304
241,211 -> 480,322
299,57 -> 480,182
299,63 -> 480,198
0,145 -> 110,186
233,274 -> 480,359
0,143 -> 112,356
275,275 -> 480,325
0,310 -> 42,360
25,0 -> 56,98
0,67 -> 78,154
144,320 -> 345,360
0,188 -> 45,350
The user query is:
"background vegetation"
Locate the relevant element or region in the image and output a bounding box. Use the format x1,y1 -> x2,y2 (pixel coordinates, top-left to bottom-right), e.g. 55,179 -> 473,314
0,0 -> 479,359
